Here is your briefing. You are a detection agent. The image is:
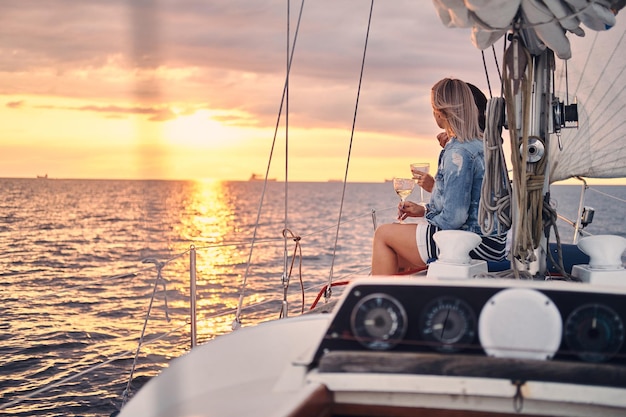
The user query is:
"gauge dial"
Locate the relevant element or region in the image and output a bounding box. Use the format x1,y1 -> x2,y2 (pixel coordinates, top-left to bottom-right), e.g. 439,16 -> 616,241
420,296 -> 476,352
564,304 -> 625,363
350,293 -> 408,350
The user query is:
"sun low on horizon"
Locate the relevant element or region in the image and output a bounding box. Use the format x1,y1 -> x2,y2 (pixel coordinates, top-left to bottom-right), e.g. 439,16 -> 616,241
0,0 -> 480,183
2,94 -> 625,186
1,1 -> 624,186
0,91 -> 431,182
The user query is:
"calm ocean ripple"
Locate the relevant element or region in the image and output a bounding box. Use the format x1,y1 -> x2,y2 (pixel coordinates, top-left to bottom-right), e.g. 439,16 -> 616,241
0,178 -> 624,416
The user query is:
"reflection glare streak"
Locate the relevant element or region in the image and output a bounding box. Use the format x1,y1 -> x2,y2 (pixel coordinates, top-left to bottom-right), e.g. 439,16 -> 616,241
0,179 -> 402,416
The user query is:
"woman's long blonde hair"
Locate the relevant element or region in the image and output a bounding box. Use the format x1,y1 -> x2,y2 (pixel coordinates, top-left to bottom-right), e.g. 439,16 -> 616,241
431,78 -> 482,142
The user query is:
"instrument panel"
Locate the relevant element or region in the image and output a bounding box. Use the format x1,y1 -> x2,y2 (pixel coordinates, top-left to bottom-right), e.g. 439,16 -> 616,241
313,279 -> 626,366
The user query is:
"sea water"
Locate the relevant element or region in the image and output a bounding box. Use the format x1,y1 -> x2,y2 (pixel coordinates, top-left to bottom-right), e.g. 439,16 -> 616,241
0,178 -> 624,416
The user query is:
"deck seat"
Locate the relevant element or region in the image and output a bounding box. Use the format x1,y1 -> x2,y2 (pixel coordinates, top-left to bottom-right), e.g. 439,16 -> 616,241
487,243 -> 590,274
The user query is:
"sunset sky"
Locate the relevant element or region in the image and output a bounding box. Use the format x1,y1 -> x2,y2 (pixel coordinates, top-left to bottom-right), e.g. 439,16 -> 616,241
1,1 -> 623,183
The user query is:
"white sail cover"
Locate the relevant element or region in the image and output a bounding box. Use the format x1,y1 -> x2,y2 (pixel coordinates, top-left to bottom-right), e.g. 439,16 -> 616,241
433,0 -> 626,181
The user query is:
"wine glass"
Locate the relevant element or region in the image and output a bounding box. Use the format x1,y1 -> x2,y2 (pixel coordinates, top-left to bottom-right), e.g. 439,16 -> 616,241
392,178 -> 415,224
410,162 -> 430,204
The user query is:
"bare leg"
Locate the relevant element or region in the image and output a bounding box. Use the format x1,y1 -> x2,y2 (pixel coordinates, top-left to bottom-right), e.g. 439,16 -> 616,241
371,223 -> 426,275
397,257 -> 422,274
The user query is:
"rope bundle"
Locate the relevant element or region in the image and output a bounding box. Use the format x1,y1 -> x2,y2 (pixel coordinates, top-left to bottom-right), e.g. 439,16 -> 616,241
479,97 -> 512,236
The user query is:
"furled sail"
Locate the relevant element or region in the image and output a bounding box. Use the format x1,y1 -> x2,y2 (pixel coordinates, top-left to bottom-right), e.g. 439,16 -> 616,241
432,0 -> 622,58
432,0 -> 626,182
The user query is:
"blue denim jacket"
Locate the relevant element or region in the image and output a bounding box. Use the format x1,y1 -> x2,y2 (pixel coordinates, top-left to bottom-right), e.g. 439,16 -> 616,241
425,137 -> 485,234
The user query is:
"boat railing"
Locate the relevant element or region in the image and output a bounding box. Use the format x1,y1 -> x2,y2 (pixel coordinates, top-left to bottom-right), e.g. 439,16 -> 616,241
554,177 -> 626,244
0,203 -> 395,415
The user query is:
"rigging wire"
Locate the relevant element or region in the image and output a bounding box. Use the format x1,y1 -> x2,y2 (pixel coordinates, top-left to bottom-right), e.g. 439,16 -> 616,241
0,321 -> 189,413
589,186 -> 626,203
2,242 -> 378,412
283,0 -> 291,312
494,42 -> 504,97
565,59 -> 570,105
481,40 -> 505,100
279,228 -> 305,317
121,261 -> 169,407
3,250 -> 189,305
324,0 -> 375,302
481,50 -> 493,98
232,0 -> 307,329
11,204 -> 390,308
9,192 -> 615,413
10,204 -> 382,410
481,39 -> 505,100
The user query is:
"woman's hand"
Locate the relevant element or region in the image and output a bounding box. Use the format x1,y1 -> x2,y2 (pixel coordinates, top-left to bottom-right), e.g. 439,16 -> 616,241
412,172 -> 434,193
397,200 -> 425,221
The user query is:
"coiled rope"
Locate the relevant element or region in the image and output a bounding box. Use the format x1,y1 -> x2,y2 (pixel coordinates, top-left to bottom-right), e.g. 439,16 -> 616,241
479,96 -> 512,235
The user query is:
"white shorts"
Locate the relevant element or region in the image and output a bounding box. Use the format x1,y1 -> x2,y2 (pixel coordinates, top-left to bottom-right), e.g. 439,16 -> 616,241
415,221 -> 438,264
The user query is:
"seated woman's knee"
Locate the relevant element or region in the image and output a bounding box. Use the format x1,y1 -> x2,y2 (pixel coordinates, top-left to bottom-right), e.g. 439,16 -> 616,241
374,224 -> 390,242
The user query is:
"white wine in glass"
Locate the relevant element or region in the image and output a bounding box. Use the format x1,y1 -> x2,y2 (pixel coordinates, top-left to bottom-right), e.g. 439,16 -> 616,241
410,162 -> 430,204
392,178 -> 415,223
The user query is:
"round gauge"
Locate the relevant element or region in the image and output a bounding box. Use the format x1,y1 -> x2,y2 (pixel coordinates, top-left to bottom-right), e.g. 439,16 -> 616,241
564,304 -> 625,363
350,293 -> 408,350
419,296 -> 476,352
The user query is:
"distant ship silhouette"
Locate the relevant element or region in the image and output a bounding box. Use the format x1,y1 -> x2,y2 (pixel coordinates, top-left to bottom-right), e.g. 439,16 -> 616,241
249,173 -> 276,181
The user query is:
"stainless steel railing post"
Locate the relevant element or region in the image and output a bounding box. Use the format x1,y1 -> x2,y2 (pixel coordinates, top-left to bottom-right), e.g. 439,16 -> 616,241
573,178 -> 587,244
371,208 -> 378,231
190,245 -> 197,349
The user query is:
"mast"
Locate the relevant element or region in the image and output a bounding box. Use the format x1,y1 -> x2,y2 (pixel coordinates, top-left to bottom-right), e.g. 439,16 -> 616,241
503,32 -> 554,277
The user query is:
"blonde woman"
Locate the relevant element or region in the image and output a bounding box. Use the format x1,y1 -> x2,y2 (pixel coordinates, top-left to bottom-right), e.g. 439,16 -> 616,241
371,78 -> 506,275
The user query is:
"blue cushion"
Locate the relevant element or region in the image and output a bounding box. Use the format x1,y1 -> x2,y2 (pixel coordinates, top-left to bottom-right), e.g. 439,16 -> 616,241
486,243 -> 589,274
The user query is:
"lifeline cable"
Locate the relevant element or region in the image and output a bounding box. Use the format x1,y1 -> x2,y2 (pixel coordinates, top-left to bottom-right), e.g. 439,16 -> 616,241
121,261 -> 169,407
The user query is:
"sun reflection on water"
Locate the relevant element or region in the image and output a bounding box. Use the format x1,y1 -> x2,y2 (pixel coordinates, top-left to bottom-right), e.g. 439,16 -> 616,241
177,179 -> 232,242
0,178 -> 389,416
174,179 -> 278,337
